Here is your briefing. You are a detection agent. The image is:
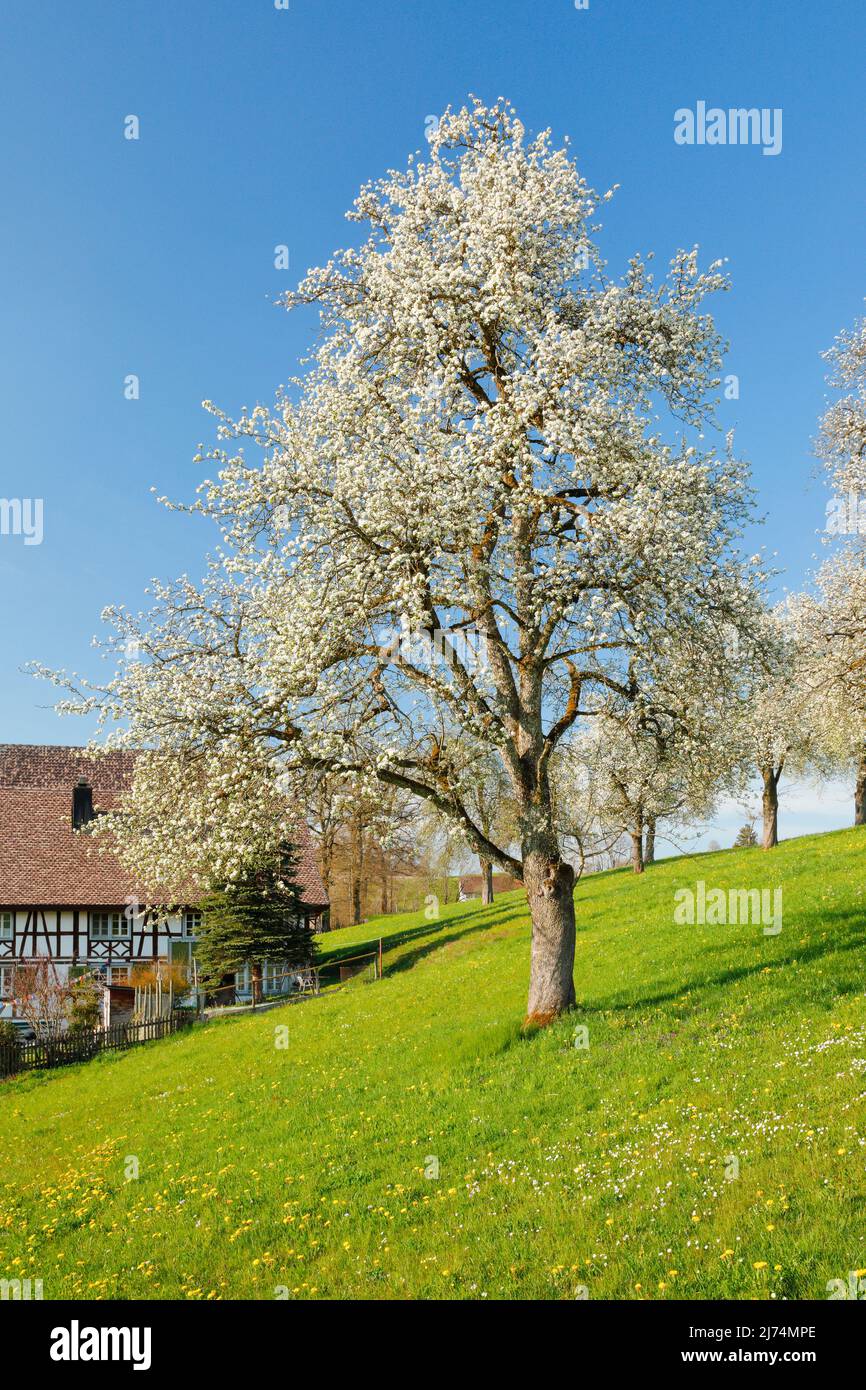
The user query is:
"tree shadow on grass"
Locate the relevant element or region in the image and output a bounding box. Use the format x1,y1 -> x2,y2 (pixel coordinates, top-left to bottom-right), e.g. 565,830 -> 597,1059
576,903 -> 866,1016
317,898 -> 528,969
382,908 -> 529,977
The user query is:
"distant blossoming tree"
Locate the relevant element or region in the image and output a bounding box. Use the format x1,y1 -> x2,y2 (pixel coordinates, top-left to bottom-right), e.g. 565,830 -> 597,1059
817,305 -> 866,499
734,606 -> 828,850
562,707 -> 723,874
794,308 -> 866,823
556,626 -> 745,873
793,550 -> 866,824
40,100 -> 762,1025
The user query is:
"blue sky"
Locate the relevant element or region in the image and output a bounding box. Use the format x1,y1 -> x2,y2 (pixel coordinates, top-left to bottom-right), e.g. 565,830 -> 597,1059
0,0 -> 863,841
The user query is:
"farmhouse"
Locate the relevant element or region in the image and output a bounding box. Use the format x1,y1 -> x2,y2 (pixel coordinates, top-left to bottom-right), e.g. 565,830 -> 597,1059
0,744 -> 329,1019
458,872 -> 520,901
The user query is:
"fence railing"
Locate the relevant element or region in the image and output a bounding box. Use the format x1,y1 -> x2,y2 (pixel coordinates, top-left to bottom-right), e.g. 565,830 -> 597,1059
203,949 -> 382,1013
1,946 -> 388,1064
0,1012 -> 195,1079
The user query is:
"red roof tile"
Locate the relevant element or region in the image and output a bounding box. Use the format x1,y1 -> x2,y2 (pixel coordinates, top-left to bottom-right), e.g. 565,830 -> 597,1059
0,745 -> 328,910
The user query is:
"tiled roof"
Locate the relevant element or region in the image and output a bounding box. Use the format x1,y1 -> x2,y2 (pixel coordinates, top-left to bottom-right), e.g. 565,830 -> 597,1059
0,745 -> 328,910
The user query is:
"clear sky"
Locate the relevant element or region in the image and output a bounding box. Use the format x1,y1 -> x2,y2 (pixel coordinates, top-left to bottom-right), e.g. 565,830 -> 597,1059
0,0 -> 863,841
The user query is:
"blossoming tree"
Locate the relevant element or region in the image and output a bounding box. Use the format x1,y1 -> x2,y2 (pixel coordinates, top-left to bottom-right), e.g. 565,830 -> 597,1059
793,551 -> 866,824
817,305 -> 866,499
43,100 -> 762,1025
734,608 -> 825,850
562,708 -> 724,874
796,307 -> 866,822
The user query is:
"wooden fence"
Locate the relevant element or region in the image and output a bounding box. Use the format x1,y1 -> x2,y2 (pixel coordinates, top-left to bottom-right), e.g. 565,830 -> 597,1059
0,1012 -> 195,1079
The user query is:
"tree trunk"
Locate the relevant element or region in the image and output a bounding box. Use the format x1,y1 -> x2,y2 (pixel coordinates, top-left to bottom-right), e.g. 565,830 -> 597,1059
480,859 -> 494,905
524,849 -> 576,1026
350,815 -> 365,924
855,754 -> 866,827
630,829 -> 644,875
319,833 -> 334,897
251,961 -> 262,1006
644,816 -> 656,865
761,766 -> 779,849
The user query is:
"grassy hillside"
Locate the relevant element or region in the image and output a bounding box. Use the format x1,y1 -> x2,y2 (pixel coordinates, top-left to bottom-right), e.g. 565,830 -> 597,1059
2,829 -> 865,1301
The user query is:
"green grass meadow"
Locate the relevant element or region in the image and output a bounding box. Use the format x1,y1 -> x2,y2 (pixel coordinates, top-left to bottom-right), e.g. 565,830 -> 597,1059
2,829 -> 865,1300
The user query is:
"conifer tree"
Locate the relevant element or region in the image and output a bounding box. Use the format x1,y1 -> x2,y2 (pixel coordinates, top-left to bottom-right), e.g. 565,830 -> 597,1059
196,847 -> 314,1003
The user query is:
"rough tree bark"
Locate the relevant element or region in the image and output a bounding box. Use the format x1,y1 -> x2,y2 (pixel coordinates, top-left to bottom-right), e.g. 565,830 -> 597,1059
761,765 -> 779,849
630,812 -> 645,875
855,753 -> 866,827
644,816 -> 656,865
350,815 -> 365,924
480,859 -> 494,905
523,844 -> 576,1026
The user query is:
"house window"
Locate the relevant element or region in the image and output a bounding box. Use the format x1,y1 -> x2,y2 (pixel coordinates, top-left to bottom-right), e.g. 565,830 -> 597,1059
183,911 -> 201,938
90,912 -> 130,940
0,966 -> 13,998
108,966 -> 131,984
0,912 -> 12,940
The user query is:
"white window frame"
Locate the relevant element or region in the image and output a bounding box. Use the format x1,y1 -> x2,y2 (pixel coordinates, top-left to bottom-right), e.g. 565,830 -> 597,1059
183,911 -> 201,939
0,911 -> 13,940
90,911 -> 130,940
0,965 -> 13,998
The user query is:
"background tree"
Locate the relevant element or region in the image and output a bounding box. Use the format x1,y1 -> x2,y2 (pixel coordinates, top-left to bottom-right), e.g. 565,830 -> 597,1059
304,767 -> 352,902
42,100 -> 763,1025
323,778 -> 419,923
67,974 -> 102,1031
441,745 -> 519,904
348,782 -> 418,921
816,304 -> 866,500
196,848 -> 313,1004
561,712 -> 723,874
556,619 -> 747,872
11,961 -> 71,1041
564,721 -> 673,874
553,757 -> 630,878
302,768 -> 419,924
733,821 -> 758,848
792,550 -> 866,825
734,608 -> 821,849
801,306 -> 866,823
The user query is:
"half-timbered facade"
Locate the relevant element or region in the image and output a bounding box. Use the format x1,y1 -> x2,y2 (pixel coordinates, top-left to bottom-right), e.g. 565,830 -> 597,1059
0,744 -> 329,1018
